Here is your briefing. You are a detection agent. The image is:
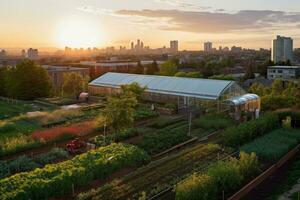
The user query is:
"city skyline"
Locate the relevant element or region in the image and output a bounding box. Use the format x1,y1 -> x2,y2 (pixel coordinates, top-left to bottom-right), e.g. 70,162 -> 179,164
2,0 -> 300,50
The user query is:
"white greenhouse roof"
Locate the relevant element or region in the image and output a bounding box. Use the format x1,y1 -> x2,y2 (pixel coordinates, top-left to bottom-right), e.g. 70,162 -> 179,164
89,72 -> 235,100
227,94 -> 260,106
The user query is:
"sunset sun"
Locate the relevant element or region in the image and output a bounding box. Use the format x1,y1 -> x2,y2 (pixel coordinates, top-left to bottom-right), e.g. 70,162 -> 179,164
56,16 -> 104,48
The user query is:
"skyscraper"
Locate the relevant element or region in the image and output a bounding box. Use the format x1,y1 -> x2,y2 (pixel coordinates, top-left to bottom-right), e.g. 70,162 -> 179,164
272,35 -> 293,63
27,48 -> 39,60
170,40 -> 178,53
204,42 -> 213,52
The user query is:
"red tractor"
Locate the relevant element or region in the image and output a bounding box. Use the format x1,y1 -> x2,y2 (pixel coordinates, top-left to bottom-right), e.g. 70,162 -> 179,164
66,138 -> 87,154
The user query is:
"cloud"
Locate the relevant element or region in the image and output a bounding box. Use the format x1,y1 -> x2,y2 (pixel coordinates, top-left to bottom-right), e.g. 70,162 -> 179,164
114,9 -> 300,33
154,0 -> 211,11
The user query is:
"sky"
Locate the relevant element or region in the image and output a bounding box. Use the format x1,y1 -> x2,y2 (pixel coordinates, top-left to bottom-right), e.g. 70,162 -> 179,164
1,0 -> 300,50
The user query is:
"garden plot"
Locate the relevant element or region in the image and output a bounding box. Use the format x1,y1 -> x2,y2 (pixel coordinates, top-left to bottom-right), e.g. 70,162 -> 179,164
77,144 -> 228,200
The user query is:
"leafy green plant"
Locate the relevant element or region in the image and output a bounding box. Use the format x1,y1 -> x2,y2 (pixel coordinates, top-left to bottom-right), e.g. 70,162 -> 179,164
241,129 -> 300,162
223,113 -> 279,148
138,126 -> 190,155
0,144 -> 150,200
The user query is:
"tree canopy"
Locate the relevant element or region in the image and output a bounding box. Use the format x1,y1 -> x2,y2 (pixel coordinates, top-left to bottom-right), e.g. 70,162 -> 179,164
3,60 -> 51,100
159,60 -> 178,76
62,72 -> 89,98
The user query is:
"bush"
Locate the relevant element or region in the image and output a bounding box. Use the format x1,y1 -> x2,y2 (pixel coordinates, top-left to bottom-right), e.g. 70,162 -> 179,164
223,113 -> 279,148
176,174 -> 216,200
193,113 -> 234,130
207,161 -> 243,195
241,129 -> 300,162
175,152 -> 260,200
0,144 -> 150,200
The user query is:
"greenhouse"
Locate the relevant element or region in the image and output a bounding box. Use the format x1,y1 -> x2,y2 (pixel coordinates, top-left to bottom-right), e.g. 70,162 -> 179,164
89,72 -> 254,113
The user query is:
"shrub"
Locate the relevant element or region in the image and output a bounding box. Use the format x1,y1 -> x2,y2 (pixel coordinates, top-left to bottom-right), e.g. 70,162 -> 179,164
176,174 -> 216,200
34,148 -> 69,165
148,117 -> 183,129
207,161 -> 243,195
223,113 -> 279,148
175,152 -> 260,200
241,129 -> 300,162
0,144 -> 150,200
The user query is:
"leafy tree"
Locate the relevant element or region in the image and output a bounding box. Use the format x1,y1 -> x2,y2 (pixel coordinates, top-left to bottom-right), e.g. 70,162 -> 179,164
145,61 -> 159,75
209,74 -> 234,81
159,60 -> 177,76
259,60 -> 274,78
102,94 -> 138,139
175,72 -> 203,78
121,82 -> 146,101
271,80 -> 284,96
249,83 -> 267,96
134,61 -> 144,74
62,72 -> 89,98
0,66 -> 9,96
243,61 -> 255,80
6,60 -> 51,100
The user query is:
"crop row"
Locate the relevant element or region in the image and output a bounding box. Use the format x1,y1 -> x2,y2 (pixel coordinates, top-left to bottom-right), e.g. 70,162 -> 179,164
0,143 -> 150,200
241,128 -> 300,162
223,112 -> 279,148
0,148 -> 69,179
77,144 -> 225,200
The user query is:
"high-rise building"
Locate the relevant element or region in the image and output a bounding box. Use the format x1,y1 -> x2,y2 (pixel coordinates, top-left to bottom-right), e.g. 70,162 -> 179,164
272,35 -> 293,63
27,48 -> 39,60
131,42 -> 134,50
170,40 -> 179,53
21,49 -> 26,57
204,42 -> 213,52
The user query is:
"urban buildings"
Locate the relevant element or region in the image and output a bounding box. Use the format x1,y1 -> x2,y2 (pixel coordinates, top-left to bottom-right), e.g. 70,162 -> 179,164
170,40 -> 179,53
271,35 -> 293,63
0,50 -> 6,58
267,65 -> 300,82
204,42 -> 213,52
42,65 -> 89,91
27,48 -> 39,60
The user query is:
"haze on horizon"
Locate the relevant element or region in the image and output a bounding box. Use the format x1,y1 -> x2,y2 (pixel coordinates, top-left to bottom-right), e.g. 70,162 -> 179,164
2,0 -> 300,50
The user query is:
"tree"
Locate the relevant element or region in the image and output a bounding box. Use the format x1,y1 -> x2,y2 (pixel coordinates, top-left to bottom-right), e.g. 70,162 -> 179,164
259,60 -> 274,78
0,66 -> 9,96
145,61 -> 159,75
62,72 -> 89,98
243,61 -> 255,80
120,82 -> 146,101
102,94 -> 138,139
134,61 -> 144,74
249,83 -> 267,96
271,80 -> 284,96
6,59 -> 51,100
159,60 -> 177,76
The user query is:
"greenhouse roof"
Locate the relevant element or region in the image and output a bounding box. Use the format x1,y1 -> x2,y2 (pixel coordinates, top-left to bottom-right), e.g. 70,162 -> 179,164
89,72 -> 235,100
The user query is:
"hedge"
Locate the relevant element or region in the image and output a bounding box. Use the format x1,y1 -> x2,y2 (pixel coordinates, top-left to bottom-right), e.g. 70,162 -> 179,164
223,113 -> 279,148
0,144 -> 150,200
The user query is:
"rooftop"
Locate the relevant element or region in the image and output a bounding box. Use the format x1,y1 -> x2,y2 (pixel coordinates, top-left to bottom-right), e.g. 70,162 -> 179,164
89,72 -> 236,100
268,66 -> 300,69
42,65 -> 87,72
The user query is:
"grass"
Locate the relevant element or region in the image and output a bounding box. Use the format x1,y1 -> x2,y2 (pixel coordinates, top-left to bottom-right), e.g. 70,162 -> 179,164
193,113 -> 235,130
